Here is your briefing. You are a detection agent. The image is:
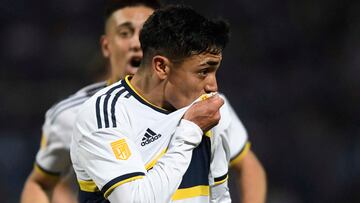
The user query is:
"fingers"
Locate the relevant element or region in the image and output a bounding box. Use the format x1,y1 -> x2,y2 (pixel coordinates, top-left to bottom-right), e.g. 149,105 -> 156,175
205,94 -> 224,109
183,94 -> 224,132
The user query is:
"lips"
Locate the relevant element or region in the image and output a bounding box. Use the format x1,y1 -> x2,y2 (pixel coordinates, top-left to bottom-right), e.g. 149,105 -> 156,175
129,56 -> 142,68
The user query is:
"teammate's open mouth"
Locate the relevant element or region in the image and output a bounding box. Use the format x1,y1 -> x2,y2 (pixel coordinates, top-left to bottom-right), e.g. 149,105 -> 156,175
130,57 -> 141,68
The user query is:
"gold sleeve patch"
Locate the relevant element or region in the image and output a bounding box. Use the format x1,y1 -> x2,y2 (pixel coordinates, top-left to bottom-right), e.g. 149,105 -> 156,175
111,139 -> 131,160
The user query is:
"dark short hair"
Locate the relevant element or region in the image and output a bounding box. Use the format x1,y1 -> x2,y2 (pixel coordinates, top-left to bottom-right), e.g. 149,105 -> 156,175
140,5 -> 230,65
104,0 -> 161,22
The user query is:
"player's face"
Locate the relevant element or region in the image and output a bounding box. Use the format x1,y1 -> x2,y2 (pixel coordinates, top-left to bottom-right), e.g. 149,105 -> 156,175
101,6 -> 154,81
164,52 -> 222,109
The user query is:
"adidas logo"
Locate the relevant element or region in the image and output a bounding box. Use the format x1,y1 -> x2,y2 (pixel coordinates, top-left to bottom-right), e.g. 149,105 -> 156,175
141,128 -> 162,146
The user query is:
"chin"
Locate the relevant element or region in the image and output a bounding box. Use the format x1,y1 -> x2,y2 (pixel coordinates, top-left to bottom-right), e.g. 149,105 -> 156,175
176,100 -> 193,109
126,67 -> 138,75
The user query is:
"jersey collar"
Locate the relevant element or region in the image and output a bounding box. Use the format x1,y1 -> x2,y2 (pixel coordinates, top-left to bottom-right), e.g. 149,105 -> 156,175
123,75 -> 170,114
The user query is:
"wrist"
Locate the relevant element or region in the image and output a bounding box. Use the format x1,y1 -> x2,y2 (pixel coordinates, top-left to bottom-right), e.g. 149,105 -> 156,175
172,119 -> 203,147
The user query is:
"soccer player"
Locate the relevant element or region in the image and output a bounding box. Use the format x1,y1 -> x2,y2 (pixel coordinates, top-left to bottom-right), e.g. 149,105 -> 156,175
20,1 -> 160,203
71,5 -> 265,203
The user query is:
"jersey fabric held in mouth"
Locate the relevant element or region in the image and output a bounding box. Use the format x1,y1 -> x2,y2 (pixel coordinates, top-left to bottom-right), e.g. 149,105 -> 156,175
71,75 -> 249,202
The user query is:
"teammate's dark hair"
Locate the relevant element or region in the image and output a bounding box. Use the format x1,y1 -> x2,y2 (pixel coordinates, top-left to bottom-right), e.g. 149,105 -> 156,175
140,5 -> 230,65
104,0 -> 161,22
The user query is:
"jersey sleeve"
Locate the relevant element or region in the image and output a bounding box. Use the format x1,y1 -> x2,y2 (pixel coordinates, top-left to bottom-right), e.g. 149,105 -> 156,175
34,82 -> 106,177
209,130 -> 231,203
72,109 -> 204,202
35,108 -> 74,176
214,94 -> 250,166
108,119 -> 204,203
72,124 -> 147,198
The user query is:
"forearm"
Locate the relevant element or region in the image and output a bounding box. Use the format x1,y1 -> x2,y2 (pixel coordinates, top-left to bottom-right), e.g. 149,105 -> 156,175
21,179 -> 51,203
109,119 -> 203,203
236,150 -> 267,203
52,175 -> 77,203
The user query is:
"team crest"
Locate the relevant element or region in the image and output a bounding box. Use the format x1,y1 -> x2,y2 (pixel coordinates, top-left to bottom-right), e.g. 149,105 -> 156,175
111,139 -> 131,160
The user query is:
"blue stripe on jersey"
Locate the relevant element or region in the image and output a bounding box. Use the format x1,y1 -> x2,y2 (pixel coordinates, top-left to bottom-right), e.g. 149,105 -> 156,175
85,83 -> 107,96
96,81 -> 127,129
95,96 -> 102,128
102,83 -> 123,128
110,88 -> 126,128
124,92 -> 131,98
178,136 -> 211,188
78,190 -> 109,203
105,83 -> 124,94
214,173 -> 228,182
49,82 -> 106,118
100,172 -> 145,194
50,97 -> 89,124
49,95 -> 88,120
49,82 -> 106,124
103,93 -> 112,128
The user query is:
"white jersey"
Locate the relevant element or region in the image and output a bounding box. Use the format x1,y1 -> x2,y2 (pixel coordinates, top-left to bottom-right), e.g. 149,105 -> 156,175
35,81 -> 106,177
71,76 -> 249,203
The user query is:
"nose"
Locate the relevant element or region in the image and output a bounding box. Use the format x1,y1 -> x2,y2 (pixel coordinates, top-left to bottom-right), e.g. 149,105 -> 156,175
130,31 -> 141,52
205,75 -> 218,93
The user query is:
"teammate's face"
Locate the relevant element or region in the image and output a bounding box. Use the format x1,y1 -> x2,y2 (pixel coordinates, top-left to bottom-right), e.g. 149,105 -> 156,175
164,53 -> 222,109
101,6 -> 154,81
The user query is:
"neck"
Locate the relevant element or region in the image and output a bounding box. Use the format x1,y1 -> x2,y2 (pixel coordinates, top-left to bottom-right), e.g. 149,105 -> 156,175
107,64 -> 121,85
107,75 -> 118,86
130,70 -> 168,109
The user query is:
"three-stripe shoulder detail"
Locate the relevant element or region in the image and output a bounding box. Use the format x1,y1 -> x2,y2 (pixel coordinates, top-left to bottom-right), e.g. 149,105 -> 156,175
48,82 -> 106,124
96,82 -> 127,129
49,95 -> 89,124
84,82 -> 107,96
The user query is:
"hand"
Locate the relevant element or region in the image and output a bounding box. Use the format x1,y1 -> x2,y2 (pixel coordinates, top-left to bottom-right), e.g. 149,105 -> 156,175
183,94 -> 224,132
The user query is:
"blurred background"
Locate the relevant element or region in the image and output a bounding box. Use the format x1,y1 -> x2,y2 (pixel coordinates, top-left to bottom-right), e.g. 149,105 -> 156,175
1,0 -> 359,202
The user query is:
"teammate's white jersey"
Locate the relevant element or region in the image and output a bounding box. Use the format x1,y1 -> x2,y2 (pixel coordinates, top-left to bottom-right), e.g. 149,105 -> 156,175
35,81 -> 106,177
71,76 -> 249,203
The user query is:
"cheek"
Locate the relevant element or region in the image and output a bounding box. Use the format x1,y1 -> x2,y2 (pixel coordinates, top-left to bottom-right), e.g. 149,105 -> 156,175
175,82 -> 201,104
111,49 -> 127,65
178,76 -> 201,95
115,43 -> 128,55
110,39 -> 129,54
182,78 -> 203,94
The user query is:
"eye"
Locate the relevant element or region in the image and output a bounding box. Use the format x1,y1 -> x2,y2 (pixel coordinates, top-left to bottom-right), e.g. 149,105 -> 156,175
198,68 -> 210,77
117,27 -> 134,38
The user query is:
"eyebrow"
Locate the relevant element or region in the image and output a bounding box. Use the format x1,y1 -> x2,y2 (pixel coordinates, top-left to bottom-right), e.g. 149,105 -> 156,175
208,60 -> 220,66
116,22 -> 134,29
200,60 -> 220,66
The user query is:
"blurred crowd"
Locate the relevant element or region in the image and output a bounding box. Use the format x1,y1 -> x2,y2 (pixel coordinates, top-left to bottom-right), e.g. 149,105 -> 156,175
0,0 -> 359,202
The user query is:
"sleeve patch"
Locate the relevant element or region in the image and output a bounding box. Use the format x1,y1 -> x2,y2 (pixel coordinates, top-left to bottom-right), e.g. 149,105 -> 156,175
111,139 -> 131,160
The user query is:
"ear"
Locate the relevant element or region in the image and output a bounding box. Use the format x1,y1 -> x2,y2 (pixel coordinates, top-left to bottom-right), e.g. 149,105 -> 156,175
152,55 -> 171,80
100,35 -> 110,58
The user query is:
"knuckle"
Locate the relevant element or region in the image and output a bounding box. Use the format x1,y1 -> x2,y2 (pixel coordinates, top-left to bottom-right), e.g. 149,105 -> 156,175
214,112 -> 221,120
220,98 -> 224,105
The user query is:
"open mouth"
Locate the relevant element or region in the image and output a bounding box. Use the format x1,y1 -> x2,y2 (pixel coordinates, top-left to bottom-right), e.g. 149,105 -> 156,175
129,57 -> 142,68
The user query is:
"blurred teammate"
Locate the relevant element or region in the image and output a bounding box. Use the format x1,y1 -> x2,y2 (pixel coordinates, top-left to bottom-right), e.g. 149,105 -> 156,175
20,1 -> 160,202
71,5 -> 265,203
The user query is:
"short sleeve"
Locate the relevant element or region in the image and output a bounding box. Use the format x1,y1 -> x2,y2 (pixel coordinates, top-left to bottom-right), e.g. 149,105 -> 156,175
35,108 -> 75,176
213,94 -> 250,166
72,123 -> 147,198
